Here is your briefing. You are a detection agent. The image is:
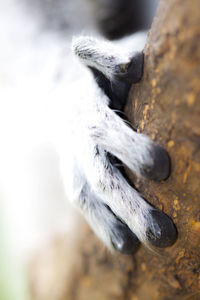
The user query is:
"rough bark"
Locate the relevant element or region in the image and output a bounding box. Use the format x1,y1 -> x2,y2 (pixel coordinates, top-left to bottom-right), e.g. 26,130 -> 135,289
29,0 -> 200,299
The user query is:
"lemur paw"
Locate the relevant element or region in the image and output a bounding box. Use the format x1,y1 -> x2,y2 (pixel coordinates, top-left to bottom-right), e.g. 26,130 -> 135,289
69,36 -> 177,254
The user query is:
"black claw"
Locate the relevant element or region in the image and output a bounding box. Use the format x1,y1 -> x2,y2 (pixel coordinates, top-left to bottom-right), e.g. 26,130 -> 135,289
89,52 -> 144,112
142,145 -> 171,181
111,222 -> 140,254
126,52 -> 144,83
147,210 -> 177,248
117,51 -> 144,84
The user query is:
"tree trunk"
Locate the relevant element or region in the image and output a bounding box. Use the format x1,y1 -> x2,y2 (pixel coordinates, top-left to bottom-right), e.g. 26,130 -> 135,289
29,0 -> 200,299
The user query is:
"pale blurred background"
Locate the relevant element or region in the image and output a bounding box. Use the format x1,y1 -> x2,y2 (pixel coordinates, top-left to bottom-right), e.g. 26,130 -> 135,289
0,1 -> 159,299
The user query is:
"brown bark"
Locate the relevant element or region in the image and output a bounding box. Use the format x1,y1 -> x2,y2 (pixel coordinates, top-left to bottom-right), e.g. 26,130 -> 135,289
29,0 -> 200,299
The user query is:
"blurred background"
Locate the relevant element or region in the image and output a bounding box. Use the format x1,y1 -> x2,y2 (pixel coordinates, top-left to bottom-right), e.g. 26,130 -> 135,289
0,1 -> 159,299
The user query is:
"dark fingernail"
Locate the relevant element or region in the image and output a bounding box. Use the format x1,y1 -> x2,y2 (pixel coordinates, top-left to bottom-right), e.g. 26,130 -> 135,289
117,52 -> 144,84
111,223 -> 140,254
147,210 -> 177,248
142,145 -> 171,181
